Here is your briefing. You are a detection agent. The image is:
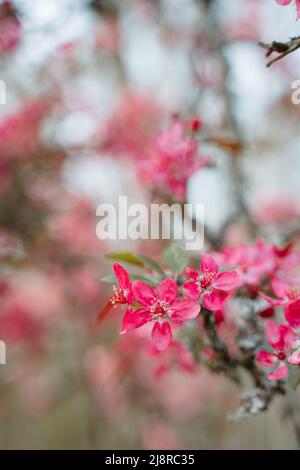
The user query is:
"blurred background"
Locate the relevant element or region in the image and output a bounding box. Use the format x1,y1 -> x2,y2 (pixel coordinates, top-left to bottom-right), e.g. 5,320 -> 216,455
0,0 -> 300,449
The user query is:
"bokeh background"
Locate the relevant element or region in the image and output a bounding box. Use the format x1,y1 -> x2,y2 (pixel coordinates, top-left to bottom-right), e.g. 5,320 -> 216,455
1,0 -> 300,449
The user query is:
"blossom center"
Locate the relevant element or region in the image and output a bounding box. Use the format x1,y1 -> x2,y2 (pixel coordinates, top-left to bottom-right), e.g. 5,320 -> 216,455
200,272 -> 214,289
276,351 -> 286,361
110,286 -> 127,306
150,299 -> 173,321
286,286 -> 299,300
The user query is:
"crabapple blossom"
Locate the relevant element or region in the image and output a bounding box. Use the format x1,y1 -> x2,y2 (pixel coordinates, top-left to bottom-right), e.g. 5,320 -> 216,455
97,263 -> 134,324
121,278 -> 200,351
183,254 -> 240,311
137,118 -> 212,200
256,320 -> 298,380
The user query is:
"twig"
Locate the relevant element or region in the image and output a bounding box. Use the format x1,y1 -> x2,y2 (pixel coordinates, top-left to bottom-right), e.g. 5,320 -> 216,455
259,37 -> 300,67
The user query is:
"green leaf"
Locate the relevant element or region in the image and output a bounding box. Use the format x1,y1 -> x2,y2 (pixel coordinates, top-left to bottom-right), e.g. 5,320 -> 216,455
288,367 -> 300,390
136,254 -> 165,278
130,275 -> 156,286
105,252 -> 144,267
101,274 -> 117,283
163,244 -> 188,275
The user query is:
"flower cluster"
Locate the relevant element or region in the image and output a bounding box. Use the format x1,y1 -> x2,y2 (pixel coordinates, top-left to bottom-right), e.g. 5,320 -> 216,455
101,241 -> 300,392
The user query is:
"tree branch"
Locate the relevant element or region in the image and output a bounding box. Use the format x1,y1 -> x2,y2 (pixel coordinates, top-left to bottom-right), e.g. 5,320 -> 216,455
259,37 -> 300,67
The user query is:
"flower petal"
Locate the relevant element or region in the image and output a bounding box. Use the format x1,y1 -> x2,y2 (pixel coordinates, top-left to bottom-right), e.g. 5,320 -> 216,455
256,350 -> 277,367
113,263 -> 130,291
156,278 -> 178,304
268,364 -> 288,381
285,299 -> 300,329
280,324 -> 296,350
186,267 -> 199,280
276,0 -> 292,6
259,291 -> 285,306
183,281 -> 201,300
265,320 -> 281,349
271,277 -> 289,300
201,254 -> 218,276
214,271 -> 240,291
132,280 -> 156,307
202,290 -> 227,311
151,321 -> 172,351
288,351 -> 300,365
120,308 -> 151,334
172,299 -> 200,323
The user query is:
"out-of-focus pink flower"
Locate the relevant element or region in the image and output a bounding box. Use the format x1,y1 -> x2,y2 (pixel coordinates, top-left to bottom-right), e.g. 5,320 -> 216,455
121,278 -> 200,351
285,298 -> 300,330
276,0 -> 300,20
220,240 -> 276,287
256,320 -> 298,380
0,1 -> 21,54
138,119 -> 211,200
149,340 -> 197,378
183,254 -> 239,311
0,100 -> 49,160
71,267 -> 101,305
252,197 -> 300,226
99,93 -> 162,156
0,305 -> 44,345
259,277 -> 300,307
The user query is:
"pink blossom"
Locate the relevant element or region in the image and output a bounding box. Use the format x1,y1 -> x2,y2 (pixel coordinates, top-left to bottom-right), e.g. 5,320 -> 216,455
137,119 -> 212,200
256,320 -> 297,380
220,240 -> 276,287
259,277 -> 300,307
285,298 -> 300,330
97,263 -> 133,324
0,2 -> 21,54
183,254 -> 240,311
121,278 -> 200,351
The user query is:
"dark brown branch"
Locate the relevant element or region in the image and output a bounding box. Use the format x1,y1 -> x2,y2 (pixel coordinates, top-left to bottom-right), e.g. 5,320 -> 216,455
259,37 -> 300,67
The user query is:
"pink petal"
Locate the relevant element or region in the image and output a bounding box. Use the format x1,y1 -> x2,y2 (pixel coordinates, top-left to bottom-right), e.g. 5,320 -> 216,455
183,281 -> 201,300
268,364 -> 288,381
213,271 -> 240,291
201,254 -> 218,276
156,278 -> 178,304
120,308 -> 151,334
285,299 -> 300,329
172,299 -> 200,323
259,291 -> 285,307
288,351 -> 300,365
271,277 -> 289,300
202,290 -> 227,311
280,324 -> 296,350
186,267 -> 199,280
256,350 -> 277,367
266,320 -> 281,349
296,0 -> 300,19
132,280 -> 156,307
276,0 -> 292,5
113,263 -> 131,291
151,321 -> 172,351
